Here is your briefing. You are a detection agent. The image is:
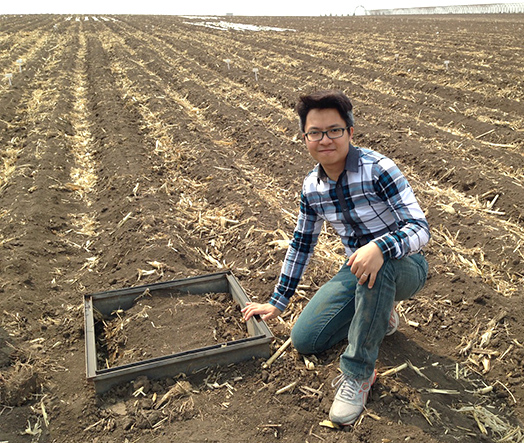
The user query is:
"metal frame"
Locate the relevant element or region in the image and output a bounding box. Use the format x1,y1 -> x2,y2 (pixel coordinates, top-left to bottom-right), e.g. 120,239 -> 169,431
84,271 -> 273,394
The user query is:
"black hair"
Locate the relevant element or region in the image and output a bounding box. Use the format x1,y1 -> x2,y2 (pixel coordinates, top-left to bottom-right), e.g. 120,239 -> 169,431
296,90 -> 354,132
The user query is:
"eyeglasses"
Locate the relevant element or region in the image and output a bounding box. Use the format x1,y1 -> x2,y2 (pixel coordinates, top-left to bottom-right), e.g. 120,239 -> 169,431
304,126 -> 349,142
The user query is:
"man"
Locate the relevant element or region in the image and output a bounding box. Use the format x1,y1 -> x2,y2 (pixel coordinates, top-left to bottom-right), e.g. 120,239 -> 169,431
242,90 -> 429,426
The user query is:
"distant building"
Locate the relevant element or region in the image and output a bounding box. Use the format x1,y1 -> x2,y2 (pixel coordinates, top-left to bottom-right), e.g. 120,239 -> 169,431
368,2 -> 524,15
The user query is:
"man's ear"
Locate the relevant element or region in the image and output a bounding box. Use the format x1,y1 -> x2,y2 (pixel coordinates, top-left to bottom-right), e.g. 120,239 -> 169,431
349,127 -> 354,141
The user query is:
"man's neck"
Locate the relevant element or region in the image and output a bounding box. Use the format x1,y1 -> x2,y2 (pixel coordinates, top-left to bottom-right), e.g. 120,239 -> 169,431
323,165 -> 345,182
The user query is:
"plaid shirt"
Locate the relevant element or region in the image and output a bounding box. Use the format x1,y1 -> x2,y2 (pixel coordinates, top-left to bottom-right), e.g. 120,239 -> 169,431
270,145 -> 430,311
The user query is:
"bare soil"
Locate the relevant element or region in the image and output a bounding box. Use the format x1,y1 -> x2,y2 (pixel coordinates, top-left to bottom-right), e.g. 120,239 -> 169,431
1,13 -> 523,443
101,291 -> 246,368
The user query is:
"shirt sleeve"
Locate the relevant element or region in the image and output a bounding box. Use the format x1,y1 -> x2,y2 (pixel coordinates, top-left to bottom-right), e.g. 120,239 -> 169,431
269,190 -> 324,311
371,158 -> 430,260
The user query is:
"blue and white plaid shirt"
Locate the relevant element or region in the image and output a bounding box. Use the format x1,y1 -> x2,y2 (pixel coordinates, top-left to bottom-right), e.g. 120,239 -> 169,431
270,145 -> 430,311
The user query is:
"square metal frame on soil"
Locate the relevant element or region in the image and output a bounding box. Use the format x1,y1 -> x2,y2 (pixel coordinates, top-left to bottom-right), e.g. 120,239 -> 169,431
84,271 -> 273,394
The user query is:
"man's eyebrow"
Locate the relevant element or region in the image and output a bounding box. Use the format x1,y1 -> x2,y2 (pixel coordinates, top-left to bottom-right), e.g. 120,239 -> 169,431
306,124 -> 344,131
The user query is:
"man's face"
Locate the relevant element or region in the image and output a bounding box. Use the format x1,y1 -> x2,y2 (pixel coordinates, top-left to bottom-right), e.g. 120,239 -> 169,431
303,108 -> 353,175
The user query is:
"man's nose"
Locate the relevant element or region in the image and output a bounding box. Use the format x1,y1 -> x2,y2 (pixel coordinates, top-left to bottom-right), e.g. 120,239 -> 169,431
319,134 -> 332,145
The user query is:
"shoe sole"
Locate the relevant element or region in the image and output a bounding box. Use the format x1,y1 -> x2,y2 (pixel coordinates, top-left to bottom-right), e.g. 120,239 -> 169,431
385,309 -> 399,336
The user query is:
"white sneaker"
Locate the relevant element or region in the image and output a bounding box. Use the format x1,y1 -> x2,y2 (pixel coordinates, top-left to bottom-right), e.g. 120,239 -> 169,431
328,370 -> 377,426
385,305 -> 399,336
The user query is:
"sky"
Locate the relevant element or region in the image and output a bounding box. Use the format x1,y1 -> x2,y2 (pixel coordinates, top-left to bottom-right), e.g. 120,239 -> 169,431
0,0 -> 518,16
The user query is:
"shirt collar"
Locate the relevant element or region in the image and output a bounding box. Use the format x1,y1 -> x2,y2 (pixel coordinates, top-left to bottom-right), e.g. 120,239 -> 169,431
318,144 -> 359,182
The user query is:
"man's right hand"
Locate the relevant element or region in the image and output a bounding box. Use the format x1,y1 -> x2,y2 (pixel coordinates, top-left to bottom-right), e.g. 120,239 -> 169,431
241,302 -> 282,322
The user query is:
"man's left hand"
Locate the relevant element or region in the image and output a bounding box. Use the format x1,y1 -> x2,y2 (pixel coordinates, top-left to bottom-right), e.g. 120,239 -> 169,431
347,242 -> 384,289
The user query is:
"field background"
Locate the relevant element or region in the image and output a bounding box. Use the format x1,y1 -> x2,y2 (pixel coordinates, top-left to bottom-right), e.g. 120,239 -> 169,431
1,13 -> 523,442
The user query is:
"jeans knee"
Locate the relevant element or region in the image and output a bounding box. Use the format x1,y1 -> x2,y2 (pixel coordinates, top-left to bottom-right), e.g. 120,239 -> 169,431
290,326 -> 314,355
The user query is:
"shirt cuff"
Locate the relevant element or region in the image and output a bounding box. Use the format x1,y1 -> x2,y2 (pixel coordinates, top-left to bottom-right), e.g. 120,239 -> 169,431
269,295 -> 289,312
372,238 -> 394,260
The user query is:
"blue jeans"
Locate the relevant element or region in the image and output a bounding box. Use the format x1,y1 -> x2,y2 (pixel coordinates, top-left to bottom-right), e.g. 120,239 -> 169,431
291,252 -> 428,380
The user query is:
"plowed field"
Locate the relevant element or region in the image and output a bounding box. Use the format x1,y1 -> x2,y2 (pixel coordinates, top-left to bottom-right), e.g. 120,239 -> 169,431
1,13 -> 523,443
